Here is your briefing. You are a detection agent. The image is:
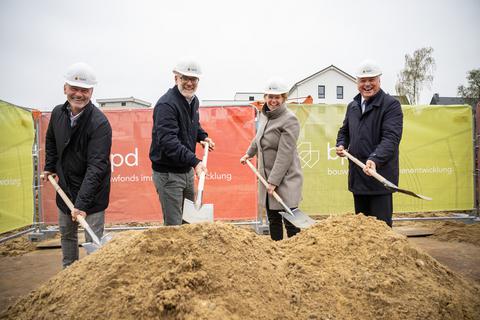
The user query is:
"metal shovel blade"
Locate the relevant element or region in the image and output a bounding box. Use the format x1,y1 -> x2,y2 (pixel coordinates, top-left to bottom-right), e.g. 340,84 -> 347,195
342,150 -> 432,201
279,208 -> 316,229
182,199 -> 214,224
382,181 -> 432,201
81,233 -> 113,254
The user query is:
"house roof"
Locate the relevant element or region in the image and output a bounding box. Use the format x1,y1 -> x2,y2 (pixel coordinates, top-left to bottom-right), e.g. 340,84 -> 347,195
96,96 -> 151,107
289,65 -> 356,95
430,93 -> 468,105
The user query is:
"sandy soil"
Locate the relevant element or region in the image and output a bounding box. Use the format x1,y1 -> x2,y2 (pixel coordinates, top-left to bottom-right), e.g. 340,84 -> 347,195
0,237 -> 37,257
1,214 -> 479,320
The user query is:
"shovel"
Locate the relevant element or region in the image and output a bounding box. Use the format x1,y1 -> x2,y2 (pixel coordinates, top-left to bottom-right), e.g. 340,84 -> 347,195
245,159 -> 316,229
182,142 -> 214,223
342,150 -> 432,201
45,174 -> 112,253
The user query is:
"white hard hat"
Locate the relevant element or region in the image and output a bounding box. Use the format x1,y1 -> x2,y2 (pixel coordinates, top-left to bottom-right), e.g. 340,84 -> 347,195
264,77 -> 289,95
173,57 -> 202,78
64,62 -> 97,88
356,59 -> 382,78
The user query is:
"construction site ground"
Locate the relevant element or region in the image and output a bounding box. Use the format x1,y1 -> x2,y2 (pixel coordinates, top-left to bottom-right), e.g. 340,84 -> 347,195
0,215 -> 479,319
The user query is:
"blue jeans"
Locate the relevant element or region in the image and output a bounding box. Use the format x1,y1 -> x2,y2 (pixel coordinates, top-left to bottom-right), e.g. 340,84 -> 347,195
58,209 -> 105,268
152,170 -> 194,226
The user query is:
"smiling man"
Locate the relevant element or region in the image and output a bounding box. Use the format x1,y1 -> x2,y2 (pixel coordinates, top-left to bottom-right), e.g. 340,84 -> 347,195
335,60 -> 403,227
149,58 -> 215,226
43,62 -> 112,267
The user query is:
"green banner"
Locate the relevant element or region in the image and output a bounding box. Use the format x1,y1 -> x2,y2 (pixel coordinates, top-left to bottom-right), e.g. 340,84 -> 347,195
0,101 -> 35,233
290,104 -> 474,214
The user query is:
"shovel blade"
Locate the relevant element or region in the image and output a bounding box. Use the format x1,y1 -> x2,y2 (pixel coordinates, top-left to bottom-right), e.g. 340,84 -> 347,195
395,187 -> 432,201
81,242 -> 100,254
279,208 -> 316,229
384,184 -> 432,201
183,199 -> 214,224
81,233 -> 113,254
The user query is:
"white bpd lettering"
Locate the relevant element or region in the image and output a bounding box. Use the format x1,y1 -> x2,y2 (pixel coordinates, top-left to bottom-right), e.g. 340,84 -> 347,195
110,148 -> 139,172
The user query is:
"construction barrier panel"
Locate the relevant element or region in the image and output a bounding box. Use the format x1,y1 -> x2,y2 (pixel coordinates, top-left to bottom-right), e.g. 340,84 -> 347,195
38,104 -> 474,223
39,106 -> 258,224
291,104 -> 474,214
0,101 -> 35,233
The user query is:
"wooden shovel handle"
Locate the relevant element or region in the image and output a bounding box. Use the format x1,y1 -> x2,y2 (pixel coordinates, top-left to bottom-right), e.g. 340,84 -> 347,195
341,150 -> 395,188
245,159 -> 293,215
197,142 -> 209,191
47,174 -> 74,210
45,174 -> 101,245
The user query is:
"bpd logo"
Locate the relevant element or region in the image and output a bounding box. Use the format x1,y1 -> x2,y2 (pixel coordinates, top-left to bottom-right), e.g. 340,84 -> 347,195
110,148 -> 138,172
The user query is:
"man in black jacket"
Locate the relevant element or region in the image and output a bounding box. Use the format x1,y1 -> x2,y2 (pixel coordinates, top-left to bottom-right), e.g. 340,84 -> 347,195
336,60 -> 403,227
43,62 -> 112,267
150,58 -> 215,225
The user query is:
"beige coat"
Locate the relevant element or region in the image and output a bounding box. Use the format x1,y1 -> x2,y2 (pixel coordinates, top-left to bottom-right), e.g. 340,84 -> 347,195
247,103 -> 303,210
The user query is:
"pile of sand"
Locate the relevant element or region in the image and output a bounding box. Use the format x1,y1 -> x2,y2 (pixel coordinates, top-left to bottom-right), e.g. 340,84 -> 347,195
0,237 -> 36,257
2,215 -> 479,320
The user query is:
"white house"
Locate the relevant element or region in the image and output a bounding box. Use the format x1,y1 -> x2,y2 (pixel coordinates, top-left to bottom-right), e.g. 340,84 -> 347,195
96,97 -> 151,109
234,92 -> 264,102
288,65 -> 357,104
202,92 -> 264,106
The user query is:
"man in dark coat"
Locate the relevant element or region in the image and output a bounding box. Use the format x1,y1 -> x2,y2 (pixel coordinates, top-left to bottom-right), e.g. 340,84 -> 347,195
43,62 -> 112,267
336,60 -> 403,227
149,58 -> 215,225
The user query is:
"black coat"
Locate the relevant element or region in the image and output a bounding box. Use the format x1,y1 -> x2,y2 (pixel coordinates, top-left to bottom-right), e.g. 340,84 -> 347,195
336,89 -> 403,195
44,102 -> 112,214
149,85 -> 208,173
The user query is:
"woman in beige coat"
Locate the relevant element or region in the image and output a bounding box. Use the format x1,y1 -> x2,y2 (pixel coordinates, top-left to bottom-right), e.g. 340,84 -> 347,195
240,78 -> 303,241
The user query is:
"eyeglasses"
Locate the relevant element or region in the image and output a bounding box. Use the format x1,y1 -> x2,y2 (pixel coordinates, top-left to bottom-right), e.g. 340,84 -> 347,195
179,75 -> 199,84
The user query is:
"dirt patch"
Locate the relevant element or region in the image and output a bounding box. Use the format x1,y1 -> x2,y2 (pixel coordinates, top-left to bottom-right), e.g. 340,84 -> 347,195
431,221 -> 480,246
394,217 -> 480,247
394,211 -> 465,218
2,215 -> 480,320
0,237 -> 36,257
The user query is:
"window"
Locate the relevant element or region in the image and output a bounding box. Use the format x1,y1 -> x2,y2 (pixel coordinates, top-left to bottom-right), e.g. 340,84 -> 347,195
121,102 -> 126,106
337,86 -> 344,99
318,85 -> 325,99
249,96 -> 255,101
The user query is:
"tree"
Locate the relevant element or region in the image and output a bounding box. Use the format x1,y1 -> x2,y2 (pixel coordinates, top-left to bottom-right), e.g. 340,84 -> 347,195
395,47 -> 436,105
457,68 -> 480,106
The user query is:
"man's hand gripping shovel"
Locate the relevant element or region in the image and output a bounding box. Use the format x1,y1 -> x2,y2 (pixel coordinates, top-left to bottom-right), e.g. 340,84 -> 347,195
44,174 -> 112,253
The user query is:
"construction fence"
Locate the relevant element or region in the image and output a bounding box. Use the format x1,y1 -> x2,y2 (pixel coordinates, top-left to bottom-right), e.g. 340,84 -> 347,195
0,100 -> 476,233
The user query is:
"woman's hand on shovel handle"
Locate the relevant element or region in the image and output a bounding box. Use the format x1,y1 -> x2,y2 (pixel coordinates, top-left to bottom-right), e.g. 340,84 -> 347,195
267,183 -> 276,195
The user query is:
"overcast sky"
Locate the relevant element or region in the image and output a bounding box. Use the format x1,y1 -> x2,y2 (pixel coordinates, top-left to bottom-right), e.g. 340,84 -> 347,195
0,0 -> 478,110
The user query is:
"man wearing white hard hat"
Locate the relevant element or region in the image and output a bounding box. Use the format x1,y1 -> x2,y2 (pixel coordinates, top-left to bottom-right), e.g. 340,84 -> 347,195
149,58 -> 215,226
336,60 -> 403,227
43,62 -> 112,267
240,77 -> 303,240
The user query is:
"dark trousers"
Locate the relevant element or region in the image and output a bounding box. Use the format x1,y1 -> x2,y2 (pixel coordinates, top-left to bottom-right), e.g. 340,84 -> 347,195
266,197 -> 300,241
353,194 -> 393,227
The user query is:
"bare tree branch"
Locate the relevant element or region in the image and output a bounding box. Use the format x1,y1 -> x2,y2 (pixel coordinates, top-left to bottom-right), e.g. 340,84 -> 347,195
395,47 -> 436,105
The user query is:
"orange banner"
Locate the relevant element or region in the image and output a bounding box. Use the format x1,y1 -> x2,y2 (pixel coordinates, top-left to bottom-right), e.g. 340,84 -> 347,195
39,106 -> 258,224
